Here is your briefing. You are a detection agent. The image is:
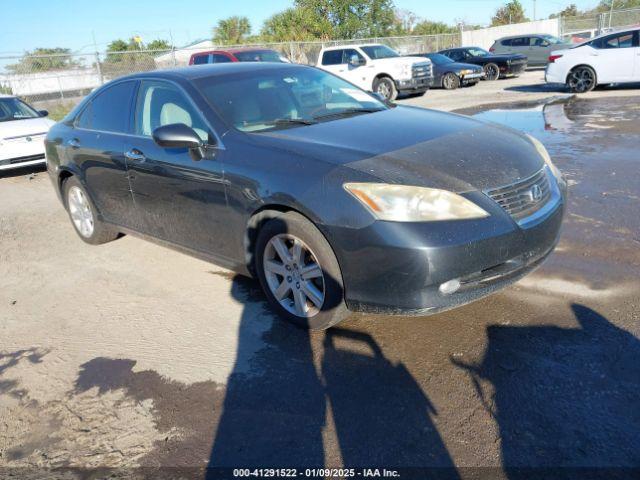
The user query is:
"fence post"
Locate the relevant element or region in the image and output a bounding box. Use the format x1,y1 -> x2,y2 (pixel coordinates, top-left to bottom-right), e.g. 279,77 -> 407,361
95,51 -> 104,85
171,47 -> 177,67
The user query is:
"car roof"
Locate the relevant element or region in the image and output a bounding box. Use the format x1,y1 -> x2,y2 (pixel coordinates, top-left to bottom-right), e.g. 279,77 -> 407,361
0,93 -> 15,99
192,47 -> 277,56
116,61 -> 305,82
496,33 -> 551,40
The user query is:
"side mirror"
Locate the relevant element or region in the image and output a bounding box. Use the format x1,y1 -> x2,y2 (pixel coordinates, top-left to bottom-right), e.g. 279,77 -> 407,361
38,110 -> 49,117
349,54 -> 365,67
152,123 -> 209,161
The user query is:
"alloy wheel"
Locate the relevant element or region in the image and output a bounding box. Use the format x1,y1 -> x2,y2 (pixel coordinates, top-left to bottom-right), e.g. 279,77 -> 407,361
376,81 -> 391,100
263,233 -> 325,318
484,64 -> 499,81
68,186 -> 94,238
569,67 -> 595,93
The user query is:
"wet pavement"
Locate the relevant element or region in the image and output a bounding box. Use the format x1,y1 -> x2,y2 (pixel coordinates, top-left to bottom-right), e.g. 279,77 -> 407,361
1,96 -> 639,478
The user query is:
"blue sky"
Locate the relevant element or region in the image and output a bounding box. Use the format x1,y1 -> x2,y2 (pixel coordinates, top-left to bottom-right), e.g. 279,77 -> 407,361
2,0 -> 599,56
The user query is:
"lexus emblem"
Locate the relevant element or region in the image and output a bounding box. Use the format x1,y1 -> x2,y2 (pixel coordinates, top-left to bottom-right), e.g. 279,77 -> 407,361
528,184 -> 543,203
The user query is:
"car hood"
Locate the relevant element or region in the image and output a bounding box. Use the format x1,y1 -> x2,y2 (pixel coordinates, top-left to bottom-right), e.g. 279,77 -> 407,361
0,117 -> 55,139
252,106 -> 544,193
482,53 -> 527,62
448,62 -> 484,72
372,56 -> 431,67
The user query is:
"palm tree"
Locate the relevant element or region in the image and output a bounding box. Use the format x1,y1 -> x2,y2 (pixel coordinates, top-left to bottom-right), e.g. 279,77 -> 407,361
213,16 -> 252,45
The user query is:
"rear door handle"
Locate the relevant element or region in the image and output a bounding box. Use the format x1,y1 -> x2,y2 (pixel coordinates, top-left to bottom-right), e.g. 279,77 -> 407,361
67,138 -> 80,148
124,149 -> 145,162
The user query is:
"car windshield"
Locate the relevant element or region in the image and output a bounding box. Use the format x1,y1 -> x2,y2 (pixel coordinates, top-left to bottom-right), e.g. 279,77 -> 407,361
427,54 -> 454,65
360,45 -> 400,59
234,50 -> 284,62
468,48 -> 489,57
195,66 -> 387,133
0,97 -> 41,122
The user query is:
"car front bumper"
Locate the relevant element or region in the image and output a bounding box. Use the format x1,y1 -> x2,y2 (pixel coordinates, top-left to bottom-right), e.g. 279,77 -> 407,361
329,179 -> 567,315
395,77 -> 433,92
0,137 -> 47,171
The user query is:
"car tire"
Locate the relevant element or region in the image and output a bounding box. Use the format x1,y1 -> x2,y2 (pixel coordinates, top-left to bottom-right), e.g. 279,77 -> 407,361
483,63 -> 500,81
442,72 -> 460,90
373,76 -> 397,101
255,211 -> 349,330
567,66 -> 597,93
63,176 -> 120,245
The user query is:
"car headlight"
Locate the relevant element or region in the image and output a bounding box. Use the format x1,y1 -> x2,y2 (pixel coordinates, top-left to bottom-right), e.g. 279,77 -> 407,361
460,69 -> 473,75
525,134 -> 562,179
344,183 -> 489,222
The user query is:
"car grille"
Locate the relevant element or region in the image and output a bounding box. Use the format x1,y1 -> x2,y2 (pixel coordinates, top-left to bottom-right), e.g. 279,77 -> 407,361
412,62 -> 433,80
0,153 -> 46,167
485,167 -> 551,222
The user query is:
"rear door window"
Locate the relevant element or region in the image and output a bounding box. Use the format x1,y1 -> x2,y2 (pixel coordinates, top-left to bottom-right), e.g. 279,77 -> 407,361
501,39 -> 512,46
341,49 -> 365,64
212,54 -> 232,63
510,37 -> 528,47
75,80 -> 136,133
193,54 -> 210,65
322,50 -> 344,65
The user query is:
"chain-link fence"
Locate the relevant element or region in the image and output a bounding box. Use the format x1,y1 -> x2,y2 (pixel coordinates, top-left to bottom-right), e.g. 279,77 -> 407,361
560,6 -> 640,41
0,33 -> 460,116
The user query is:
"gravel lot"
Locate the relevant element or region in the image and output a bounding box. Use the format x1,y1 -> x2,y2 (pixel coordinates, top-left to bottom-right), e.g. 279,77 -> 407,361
1,75 -> 639,478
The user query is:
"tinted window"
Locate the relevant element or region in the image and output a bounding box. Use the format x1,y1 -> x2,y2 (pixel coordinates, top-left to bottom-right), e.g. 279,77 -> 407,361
501,39 -> 512,46
76,81 -> 136,133
447,50 -> 465,62
342,48 -> 365,64
193,54 -> 210,65
134,80 -> 211,142
322,49 -> 344,65
468,48 -> 489,57
234,50 -> 283,62
426,54 -> 454,65
0,97 -> 40,122
212,54 -> 232,63
510,37 -> 528,47
602,32 -> 634,48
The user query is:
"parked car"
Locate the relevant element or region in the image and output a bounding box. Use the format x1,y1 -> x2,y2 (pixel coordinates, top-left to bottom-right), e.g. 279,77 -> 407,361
545,27 -> 640,93
490,34 -> 571,66
438,47 -> 527,80
416,53 -> 484,89
316,44 -> 433,101
45,63 -> 566,329
0,94 -> 55,171
189,48 -> 288,65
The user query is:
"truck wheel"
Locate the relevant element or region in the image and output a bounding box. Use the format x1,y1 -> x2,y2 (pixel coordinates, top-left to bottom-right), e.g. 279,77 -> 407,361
373,76 -> 397,101
442,72 -> 460,90
255,211 -> 349,330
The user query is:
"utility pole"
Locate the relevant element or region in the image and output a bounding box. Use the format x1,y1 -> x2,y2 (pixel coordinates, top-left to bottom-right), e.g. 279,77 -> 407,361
92,30 -> 104,85
533,0 -> 537,21
609,0 -> 615,29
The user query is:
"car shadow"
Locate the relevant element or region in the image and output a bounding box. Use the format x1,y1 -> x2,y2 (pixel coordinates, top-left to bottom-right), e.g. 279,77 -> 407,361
0,164 -> 47,179
453,303 -> 640,477
208,216 -> 460,476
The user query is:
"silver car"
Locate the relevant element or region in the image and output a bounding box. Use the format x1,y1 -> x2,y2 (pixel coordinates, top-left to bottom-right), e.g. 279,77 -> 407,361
490,34 -> 571,66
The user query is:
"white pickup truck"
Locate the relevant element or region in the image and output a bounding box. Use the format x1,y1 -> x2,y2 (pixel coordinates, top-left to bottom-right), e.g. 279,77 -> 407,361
316,44 -> 433,101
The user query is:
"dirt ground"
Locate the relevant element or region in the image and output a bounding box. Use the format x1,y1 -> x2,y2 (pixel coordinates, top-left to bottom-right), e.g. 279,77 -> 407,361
1,80 -> 639,479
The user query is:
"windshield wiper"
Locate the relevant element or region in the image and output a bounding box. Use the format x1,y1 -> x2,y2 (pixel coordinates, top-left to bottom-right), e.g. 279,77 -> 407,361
271,118 -> 316,126
312,108 -> 386,121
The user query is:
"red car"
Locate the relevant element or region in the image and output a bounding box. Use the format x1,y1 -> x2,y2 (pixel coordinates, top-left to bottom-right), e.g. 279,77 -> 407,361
189,47 -> 287,65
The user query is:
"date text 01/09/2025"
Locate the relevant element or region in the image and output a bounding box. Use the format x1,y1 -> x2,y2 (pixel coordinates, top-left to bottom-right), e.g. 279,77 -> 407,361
232,468 -> 401,478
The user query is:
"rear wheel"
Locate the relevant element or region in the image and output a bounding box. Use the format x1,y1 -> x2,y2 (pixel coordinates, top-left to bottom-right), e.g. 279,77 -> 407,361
255,212 -> 349,330
63,176 -> 119,245
567,66 -> 596,93
442,72 -> 460,90
373,76 -> 397,101
483,63 -> 500,81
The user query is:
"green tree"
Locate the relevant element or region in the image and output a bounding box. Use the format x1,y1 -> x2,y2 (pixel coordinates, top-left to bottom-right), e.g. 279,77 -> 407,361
213,16 -> 252,45
6,48 -> 79,73
295,0 -> 397,39
552,4 -> 579,18
261,7 -> 332,41
491,0 -> 530,25
412,20 -> 457,35
147,39 -> 173,51
596,0 -> 640,11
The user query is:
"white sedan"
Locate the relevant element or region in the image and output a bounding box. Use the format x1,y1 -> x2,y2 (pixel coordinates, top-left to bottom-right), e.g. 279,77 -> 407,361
0,94 -> 55,171
545,27 -> 640,93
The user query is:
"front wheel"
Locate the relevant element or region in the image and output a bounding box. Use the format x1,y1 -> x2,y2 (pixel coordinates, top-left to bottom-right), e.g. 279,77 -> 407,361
483,63 -> 500,81
373,76 -> 397,101
567,66 -> 596,93
442,72 -> 460,90
255,212 -> 349,330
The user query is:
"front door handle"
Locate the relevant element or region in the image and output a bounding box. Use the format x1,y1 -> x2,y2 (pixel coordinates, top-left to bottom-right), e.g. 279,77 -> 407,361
67,138 -> 80,148
124,149 -> 145,162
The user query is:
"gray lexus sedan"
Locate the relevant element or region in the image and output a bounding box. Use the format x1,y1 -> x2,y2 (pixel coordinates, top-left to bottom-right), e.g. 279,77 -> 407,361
45,63 -> 566,329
